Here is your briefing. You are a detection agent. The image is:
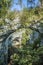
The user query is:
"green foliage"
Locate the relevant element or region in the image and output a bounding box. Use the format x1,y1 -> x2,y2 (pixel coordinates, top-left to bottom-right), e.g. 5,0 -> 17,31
22,33 -> 28,45
10,44 -> 43,65
0,19 -> 6,26
20,8 -> 29,26
0,0 -> 13,18
7,11 -> 16,20
0,0 -> 43,65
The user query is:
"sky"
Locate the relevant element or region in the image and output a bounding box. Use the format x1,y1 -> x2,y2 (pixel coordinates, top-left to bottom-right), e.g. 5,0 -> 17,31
11,0 -> 40,11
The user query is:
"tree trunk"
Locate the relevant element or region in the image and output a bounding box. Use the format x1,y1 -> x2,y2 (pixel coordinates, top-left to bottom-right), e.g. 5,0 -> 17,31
40,0 -> 43,7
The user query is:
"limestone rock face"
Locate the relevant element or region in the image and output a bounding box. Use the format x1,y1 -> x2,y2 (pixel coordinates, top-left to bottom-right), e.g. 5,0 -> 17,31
29,22 -> 43,46
0,17 -> 25,64
0,17 -> 21,65
0,16 -> 43,65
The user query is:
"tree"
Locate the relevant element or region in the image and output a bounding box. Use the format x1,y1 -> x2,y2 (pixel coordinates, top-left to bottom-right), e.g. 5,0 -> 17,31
39,0 -> 43,7
27,0 -> 35,8
0,0 -> 13,18
18,0 -> 22,8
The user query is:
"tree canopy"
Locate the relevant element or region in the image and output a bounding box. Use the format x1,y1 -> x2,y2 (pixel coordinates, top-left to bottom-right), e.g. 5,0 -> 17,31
0,0 -> 43,65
